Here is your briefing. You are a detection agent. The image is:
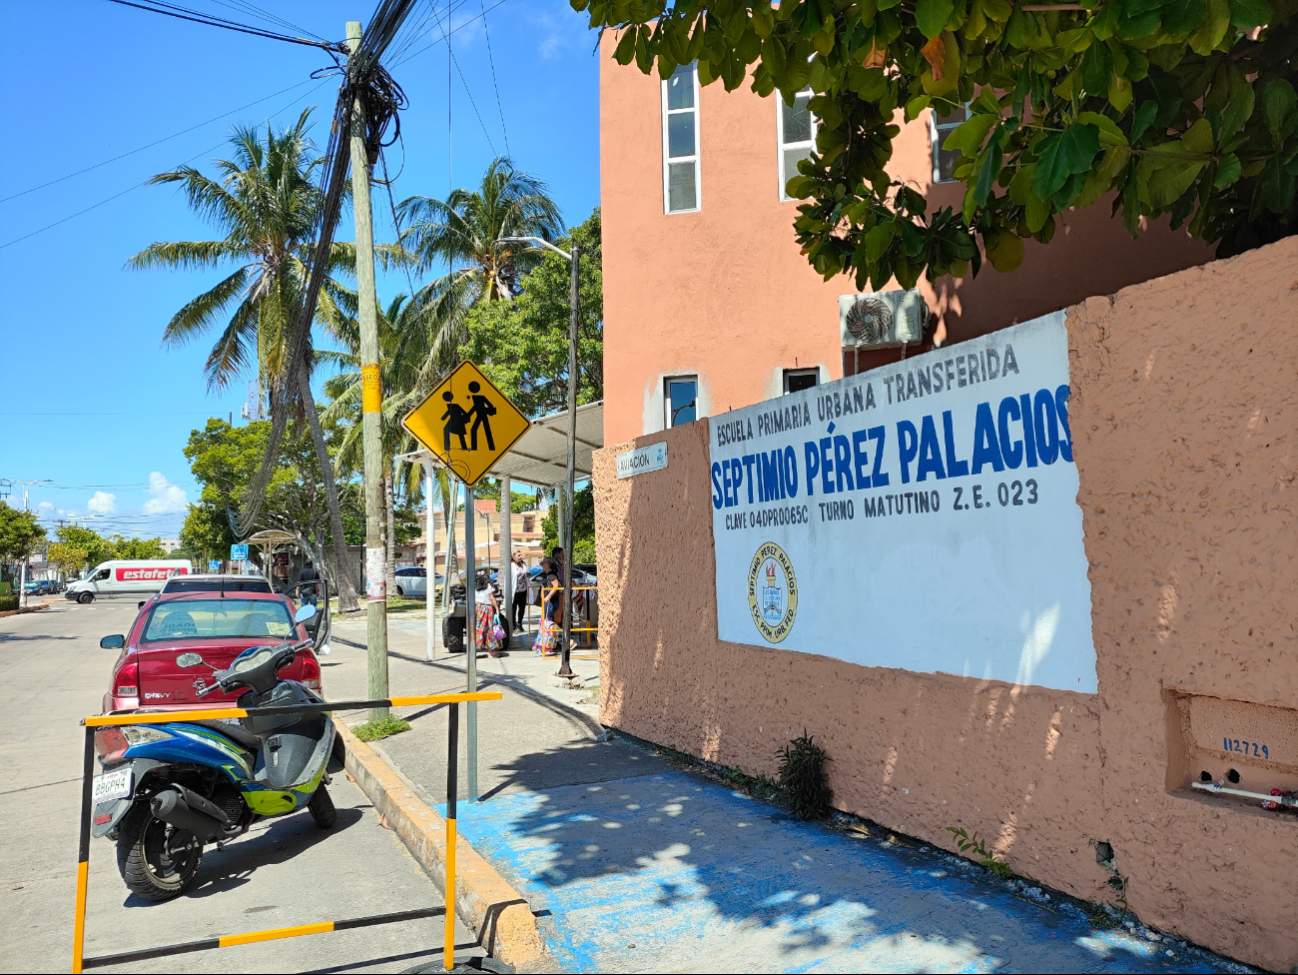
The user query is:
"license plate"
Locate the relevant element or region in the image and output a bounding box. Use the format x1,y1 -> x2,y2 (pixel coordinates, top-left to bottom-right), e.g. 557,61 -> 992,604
92,767 -> 133,804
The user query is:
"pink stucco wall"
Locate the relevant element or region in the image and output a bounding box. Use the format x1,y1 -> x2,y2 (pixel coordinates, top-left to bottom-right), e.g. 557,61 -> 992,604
599,34 -> 1214,445
593,236 -> 1298,970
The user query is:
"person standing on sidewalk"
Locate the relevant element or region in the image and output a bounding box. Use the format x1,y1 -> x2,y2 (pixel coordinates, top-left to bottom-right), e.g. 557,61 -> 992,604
510,552 -> 529,632
474,570 -> 504,658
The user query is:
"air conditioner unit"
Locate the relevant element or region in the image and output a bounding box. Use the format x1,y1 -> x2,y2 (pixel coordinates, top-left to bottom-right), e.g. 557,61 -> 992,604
838,290 -> 929,349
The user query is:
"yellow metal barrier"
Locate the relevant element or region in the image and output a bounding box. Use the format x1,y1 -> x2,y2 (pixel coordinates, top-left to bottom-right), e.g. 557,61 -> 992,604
73,691 -> 501,973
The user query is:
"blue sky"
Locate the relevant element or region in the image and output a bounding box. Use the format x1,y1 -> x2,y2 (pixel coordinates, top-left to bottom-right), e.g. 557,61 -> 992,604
0,0 -> 600,540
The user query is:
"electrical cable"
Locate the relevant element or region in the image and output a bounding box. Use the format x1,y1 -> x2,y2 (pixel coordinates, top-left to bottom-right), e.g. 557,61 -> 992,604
0,79 -> 332,251
479,0 -> 510,158
0,79 -> 317,205
101,0 -> 343,50
199,0 -> 325,40
389,0 -> 514,69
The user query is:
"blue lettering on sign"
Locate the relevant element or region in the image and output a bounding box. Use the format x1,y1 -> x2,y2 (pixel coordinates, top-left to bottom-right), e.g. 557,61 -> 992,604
718,387 -> 1070,507
916,415 -> 945,482
897,420 -> 919,484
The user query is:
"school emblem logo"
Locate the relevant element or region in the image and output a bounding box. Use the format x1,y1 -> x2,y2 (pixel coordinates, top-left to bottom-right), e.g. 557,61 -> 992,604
747,542 -> 798,644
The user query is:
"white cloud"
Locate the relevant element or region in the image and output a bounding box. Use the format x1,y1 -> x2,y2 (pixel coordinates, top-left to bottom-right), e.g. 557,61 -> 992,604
143,472 -> 188,515
87,491 -> 117,515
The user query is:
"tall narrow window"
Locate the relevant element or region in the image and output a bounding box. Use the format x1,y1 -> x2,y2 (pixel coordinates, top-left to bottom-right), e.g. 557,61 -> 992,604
662,64 -> 701,214
665,376 -> 698,427
777,88 -> 815,200
930,104 -> 971,183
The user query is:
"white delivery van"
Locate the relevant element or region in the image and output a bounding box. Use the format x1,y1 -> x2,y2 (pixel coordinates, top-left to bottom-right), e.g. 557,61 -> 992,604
65,560 -> 192,604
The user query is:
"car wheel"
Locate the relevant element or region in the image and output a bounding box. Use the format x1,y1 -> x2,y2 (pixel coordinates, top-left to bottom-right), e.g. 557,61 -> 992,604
78,592 -> 94,604
116,804 -> 203,901
395,586 -> 404,598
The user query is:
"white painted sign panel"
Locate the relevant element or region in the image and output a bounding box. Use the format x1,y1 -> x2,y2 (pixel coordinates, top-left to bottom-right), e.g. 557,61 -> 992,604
618,441 -> 668,479
709,312 -> 1096,692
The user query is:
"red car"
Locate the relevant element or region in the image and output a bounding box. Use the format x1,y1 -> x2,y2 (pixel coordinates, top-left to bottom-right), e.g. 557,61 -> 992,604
100,590 -> 323,713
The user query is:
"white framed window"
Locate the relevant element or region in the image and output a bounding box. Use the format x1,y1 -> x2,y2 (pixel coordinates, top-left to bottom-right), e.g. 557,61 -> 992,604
777,88 -> 816,201
783,368 -> 819,394
662,64 -> 701,214
930,103 -> 971,183
665,376 -> 698,427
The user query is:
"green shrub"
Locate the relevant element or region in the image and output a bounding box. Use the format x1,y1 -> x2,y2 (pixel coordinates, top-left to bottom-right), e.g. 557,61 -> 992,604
352,717 -> 411,742
777,731 -> 833,820
0,595 -> 19,612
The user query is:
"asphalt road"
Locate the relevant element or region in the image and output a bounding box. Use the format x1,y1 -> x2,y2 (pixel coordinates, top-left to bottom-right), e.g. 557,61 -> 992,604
0,598 -> 474,974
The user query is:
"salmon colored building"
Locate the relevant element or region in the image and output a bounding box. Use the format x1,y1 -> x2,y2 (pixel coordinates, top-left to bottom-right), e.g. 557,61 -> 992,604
598,38 -> 1214,444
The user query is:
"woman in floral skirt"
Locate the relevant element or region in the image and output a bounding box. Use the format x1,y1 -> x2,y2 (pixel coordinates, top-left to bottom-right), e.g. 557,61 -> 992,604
472,570 -> 503,657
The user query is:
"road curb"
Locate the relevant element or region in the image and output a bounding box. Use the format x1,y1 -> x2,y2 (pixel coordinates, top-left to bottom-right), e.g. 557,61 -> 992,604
332,717 -> 548,971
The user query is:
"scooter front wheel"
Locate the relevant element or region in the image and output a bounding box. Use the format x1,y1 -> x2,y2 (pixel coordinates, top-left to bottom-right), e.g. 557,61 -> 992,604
308,784 -> 337,828
116,803 -> 203,901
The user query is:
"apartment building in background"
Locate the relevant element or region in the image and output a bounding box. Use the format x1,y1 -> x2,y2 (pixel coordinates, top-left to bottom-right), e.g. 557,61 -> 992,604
598,39 -> 1215,444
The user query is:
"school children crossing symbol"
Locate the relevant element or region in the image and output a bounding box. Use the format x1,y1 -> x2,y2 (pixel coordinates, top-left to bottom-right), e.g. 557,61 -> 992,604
401,360 -> 531,486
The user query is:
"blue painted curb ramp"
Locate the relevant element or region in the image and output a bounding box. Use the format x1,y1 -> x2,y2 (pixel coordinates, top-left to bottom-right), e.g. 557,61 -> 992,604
447,771 -> 1252,974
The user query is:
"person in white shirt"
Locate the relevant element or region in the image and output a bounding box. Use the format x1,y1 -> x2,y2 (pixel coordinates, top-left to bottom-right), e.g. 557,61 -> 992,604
510,552 -> 529,632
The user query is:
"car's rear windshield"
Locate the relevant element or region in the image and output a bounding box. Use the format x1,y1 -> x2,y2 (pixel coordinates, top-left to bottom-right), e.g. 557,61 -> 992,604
142,598 -> 294,642
164,578 -> 273,593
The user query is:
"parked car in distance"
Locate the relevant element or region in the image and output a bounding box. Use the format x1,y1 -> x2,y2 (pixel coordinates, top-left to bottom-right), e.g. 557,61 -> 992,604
394,566 -> 444,598
99,589 -> 322,714
24,580 -> 53,596
66,559 -> 193,604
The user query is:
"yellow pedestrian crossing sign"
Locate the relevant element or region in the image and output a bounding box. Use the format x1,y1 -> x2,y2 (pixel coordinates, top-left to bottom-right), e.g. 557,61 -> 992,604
402,361 -> 531,486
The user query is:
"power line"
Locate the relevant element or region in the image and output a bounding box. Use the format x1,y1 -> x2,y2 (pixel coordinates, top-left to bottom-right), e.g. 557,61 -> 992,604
479,0 -> 510,158
0,79 -> 317,204
0,79 -> 332,251
390,0 -> 514,69
101,0 -> 343,50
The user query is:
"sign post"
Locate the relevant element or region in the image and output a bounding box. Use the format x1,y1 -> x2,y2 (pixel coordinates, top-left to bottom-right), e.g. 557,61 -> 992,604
403,361 -> 531,800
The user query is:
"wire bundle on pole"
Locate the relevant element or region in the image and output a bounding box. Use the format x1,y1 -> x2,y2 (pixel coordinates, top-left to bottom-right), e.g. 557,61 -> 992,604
230,1 -> 419,540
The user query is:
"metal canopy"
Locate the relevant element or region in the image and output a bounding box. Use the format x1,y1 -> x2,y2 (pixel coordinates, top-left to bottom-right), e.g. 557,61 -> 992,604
242,529 -> 298,548
406,401 -> 603,488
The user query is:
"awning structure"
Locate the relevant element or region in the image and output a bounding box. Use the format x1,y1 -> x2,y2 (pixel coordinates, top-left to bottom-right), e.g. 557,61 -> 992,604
403,400 -> 603,488
242,529 -> 298,548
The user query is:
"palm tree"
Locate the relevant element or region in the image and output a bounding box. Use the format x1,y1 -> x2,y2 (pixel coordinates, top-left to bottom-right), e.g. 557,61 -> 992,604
129,109 -> 364,609
319,293 -> 437,593
396,156 -> 564,376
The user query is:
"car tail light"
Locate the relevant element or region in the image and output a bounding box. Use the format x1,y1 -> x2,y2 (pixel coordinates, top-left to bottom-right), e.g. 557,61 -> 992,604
299,652 -> 321,691
114,656 -> 138,698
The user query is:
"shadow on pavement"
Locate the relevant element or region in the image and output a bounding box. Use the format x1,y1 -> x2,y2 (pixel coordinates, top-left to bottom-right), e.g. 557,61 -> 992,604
121,806 -> 364,906
455,767 -> 1238,974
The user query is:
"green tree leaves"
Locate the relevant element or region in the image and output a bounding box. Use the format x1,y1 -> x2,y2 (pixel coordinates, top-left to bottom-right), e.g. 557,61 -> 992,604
1033,125 -> 1101,201
585,0 -> 1297,288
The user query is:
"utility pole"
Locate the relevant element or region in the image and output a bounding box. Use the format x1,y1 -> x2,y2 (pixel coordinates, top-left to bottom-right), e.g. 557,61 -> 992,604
347,20 -> 389,722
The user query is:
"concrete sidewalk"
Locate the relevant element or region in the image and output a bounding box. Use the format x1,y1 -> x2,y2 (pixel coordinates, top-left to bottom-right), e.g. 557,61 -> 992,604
324,620 -> 1252,974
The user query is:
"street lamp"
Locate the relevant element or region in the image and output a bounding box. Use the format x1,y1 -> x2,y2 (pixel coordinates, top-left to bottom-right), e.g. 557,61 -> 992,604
498,234 -> 579,679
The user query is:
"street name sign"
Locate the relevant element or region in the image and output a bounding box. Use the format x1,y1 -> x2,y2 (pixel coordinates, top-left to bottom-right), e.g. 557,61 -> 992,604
617,442 -> 668,478
402,361 -> 531,486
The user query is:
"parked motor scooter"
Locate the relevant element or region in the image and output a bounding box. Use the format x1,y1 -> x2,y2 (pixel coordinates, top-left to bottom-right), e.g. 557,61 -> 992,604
89,604 -> 346,900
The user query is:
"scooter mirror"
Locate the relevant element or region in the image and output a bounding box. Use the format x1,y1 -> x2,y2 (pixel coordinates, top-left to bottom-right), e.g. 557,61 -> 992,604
176,652 -> 205,668
294,603 -> 317,624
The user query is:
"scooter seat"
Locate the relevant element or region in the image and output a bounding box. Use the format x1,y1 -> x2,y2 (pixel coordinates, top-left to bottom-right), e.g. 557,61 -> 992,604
186,719 -> 262,753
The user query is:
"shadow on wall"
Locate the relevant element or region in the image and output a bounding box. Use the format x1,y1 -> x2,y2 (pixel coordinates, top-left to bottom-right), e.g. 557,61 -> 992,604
592,422 -> 1113,904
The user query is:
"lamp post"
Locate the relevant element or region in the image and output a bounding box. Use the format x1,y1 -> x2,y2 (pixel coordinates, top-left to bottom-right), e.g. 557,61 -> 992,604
498,234 -> 579,679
